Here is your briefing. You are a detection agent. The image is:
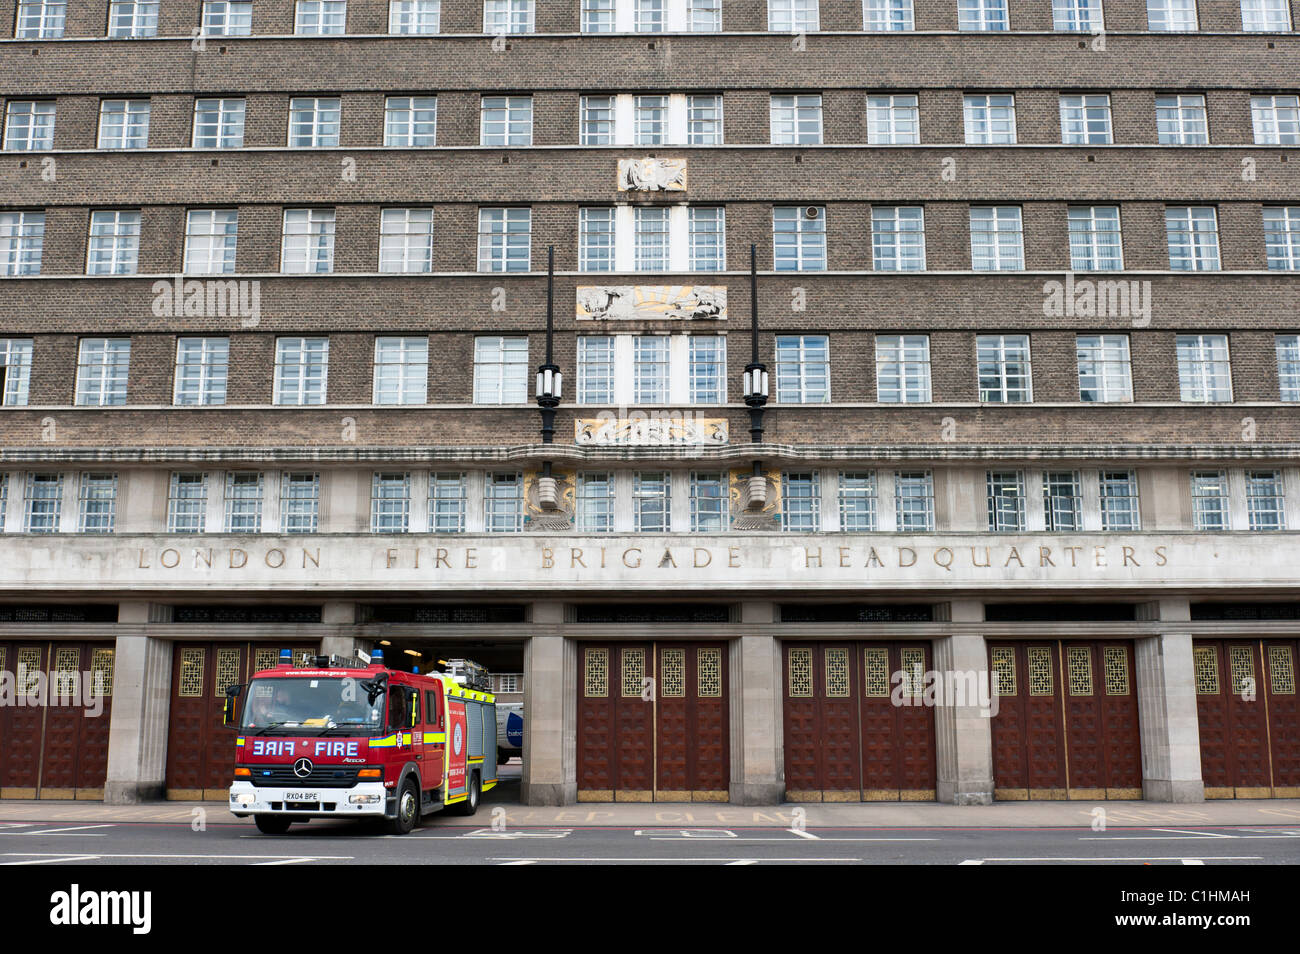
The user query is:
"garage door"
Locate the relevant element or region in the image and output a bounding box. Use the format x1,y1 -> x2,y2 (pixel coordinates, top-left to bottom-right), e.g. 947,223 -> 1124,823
0,641 -> 115,799
1195,639 -> 1300,798
989,641 -> 1141,800
577,642 -> 729,801
783,642 -> 937,802
166,644 -> 316,799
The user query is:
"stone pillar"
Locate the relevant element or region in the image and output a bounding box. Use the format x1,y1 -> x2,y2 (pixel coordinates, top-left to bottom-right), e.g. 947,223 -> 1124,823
521,602 -> 576,805
1135,599 -> 1205,802
932,600 -> 994,805
104,602 -> 174,804
319,601 -> 365,659
730,601 -> 784,804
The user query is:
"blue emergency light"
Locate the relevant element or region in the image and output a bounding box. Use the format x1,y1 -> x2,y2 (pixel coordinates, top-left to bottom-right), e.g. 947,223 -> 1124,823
372,648 -> 385,664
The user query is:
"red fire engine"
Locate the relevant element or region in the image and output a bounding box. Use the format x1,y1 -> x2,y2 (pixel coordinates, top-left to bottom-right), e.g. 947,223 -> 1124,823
226,648 -> 498,834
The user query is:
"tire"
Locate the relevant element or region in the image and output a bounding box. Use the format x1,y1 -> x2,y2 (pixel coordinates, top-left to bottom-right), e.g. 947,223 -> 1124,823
387,778 -> 420,835
452,772 -> 480,816
254,815 -> 292,835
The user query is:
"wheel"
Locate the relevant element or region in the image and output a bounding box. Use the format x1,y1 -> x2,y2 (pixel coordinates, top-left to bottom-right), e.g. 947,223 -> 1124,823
387,778 -> 419,835
497,749 -> 511,765
254,815 -> 292,835
452,772 -> 480,816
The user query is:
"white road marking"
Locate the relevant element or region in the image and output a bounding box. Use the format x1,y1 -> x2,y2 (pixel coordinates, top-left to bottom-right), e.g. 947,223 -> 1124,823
959,859 -> 985,865
489,856 -> 860,863
498,859 -> 539,865
963,856 -> 1262,863
1,855 -> 101,865
1182,859 -> 1206,865
252,858 -> 323,866
0,824 -> 115,836
461,828 -> 573,839
788,829 -> 820,840
1151,828 -> 1235,838
726,859 -> 758,865
1,851 -> 354,861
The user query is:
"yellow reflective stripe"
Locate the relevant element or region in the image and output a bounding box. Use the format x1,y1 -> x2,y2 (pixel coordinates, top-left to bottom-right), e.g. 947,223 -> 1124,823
235,737 -> 245,747
445,792 -> 467,804
369,734 -> 397,747
481,780 -> 497,793
468,757 -> 484,764
422,732 -> 446,744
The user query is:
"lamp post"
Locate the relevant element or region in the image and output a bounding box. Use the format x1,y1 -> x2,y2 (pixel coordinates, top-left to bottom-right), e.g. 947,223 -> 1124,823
742,243 -> 770,498
535,245 -> 562,463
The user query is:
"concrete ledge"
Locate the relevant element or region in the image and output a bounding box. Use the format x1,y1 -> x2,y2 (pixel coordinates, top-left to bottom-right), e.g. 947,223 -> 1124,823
1143,779 -> 1206,803
103,781 -> 166,805
520,782 -> 577,807
938,781 -> 995,806
729,782 -> 787,806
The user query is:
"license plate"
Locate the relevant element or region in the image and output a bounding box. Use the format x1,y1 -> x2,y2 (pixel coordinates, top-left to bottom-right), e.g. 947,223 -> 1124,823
284,792 -> 318,802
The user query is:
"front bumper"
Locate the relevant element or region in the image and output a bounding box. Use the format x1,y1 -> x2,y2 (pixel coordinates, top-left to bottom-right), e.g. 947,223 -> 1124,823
229,780 -> 391,818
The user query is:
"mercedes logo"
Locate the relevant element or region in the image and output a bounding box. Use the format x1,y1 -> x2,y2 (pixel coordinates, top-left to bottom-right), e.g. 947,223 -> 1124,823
292,757 -> 313,778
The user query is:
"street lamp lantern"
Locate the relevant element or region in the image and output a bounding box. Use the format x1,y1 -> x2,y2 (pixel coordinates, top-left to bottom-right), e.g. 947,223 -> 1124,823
743,366 -> 768,406
745,243 -> 768,444
535,245 -> 562,447
536,365 -> 562,404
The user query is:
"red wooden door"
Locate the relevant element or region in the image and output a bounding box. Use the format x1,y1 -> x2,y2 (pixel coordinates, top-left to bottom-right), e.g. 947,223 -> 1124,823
1265,640 -> 1299,795
860,643 -> 937,799
656,643 -> 729,800
576,643 -> 654,801
0,644 -> 46,796
1195,640 -> 1272,797
782,643 -> 861,800
1060,642 -> 1142,798
989,643 -> 1067,799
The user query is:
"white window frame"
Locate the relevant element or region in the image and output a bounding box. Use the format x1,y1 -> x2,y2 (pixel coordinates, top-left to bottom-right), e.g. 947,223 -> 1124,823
183,209 -> 238,275
24,473 -> 63,534
969,206 -> 1025,271
1245,470 -> 1286,531
1241,0 -> 1291,30
483,472 -> 524,532
895,471 -> 935,532
97,99 -> 150,150
1251,95 -> 1300,146
0,211 -> 45,277
280,473 -> 321,534
781,472 -> 821,532
288,97 -> 341,148
484,0 -> 534,33
370,472 -> 411,533
838,472 -> 878,531
389,0 -> 441,33
378,207 -> 435,273
775,334 -> 831,404
770,94 -> 823,145
1067,205 -> 1123,271
1146,0 -> 1197,31
1165,206 -> 1220,271
986,470 -> 1026,532
16,1 -> 67,39
480,95 -> 533,146
477,207 -> 531,272
1099,470 -> 1141,531
224,472 -> 264,533
201,1 -> 253,35
866,93 -> 920,145
768,0 -> 819,31
280,208 -> 336,273
372,336 -> 429,405
1176,333 -> 1233,403
875,334 -> 932,403
976,334 -> 1033,403
3,101 -> 55,152
1276,334 -> 1300,401
0,338 -> 35,406
78,473 -> 118,534
1052,0 -> 1103,31
871,206 -> 926,271
173,337 -> 230,406
75,338 -> 131,407
108,0 -> 158,37
166,473 -> 208,533
863,0 -> 915,31
958,0 -> 1008,30
1075,334 -> 1133,403
429,472 -> 467,533
963,93 -> 1016,144
473,336 -> 529,404
86,210 -> 141,275
193,98 -> 245,149
1155,93 -> 1208,145
1059,93 -> 1113,145
273,337 -> 330,406
384,95 -> 438,147
1263,206 -> 1300,270
1190,471 -> 1229,531
295,0 -> 348,35
773,207 -> 827,271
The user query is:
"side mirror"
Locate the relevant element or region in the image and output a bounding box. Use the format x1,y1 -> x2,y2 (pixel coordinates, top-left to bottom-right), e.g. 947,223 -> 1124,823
222,684 -> 244,727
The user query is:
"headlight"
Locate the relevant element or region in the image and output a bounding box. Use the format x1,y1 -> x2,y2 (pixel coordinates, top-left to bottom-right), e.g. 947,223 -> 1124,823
235,793 -> 256,807
349,794 -> 381,804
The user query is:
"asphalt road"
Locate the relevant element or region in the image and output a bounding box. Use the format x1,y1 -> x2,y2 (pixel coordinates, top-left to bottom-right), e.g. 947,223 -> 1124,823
2,819 -> 1298,864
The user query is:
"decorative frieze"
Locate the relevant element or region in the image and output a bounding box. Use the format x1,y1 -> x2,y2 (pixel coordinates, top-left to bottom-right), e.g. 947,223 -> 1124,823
576,284 -> 726,321
575,415 -> 729,446
617,157 -> 687,191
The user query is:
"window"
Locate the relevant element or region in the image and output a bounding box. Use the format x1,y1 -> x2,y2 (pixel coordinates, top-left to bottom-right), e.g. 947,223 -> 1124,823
1059,94 -> 1112,145
1176,333 -> 1232,402
473,336 -> 529,403
969,206 -> 1024,271
689,0 -> 722,32
634,0 -> 664,31
895,471 -> 934,531
289,97 -> 341,147
871,206 -> 925,271
16,1 -> 66,38
576,473 -> 616,532
225,473 -> 264,533
775,335 -> 830,404
577,336 -> 615,403
864,0 -> 914,30
86,210 -> 141,275
1166,207 -> 1220,271
480,95 -> 532,146
184,209 -> 238,274
963,94 -> 1016,144
280,208 -> 335,273
1147,0 -> 1197,30
634,336 -> 670,403
1264,207 -> 1300,270
108,0 -> 158,37
1156,94 -> 1208,145
781,473 -> 821,532
579,208 -> 615,272
296,0 -> 347,34
690,472 -> 728,532
371,473 -> 410,533
987,471 -> 1026,532
1246,471 -> 1286,531
378,208 -> 434,273
193,98 -> 245,148
478,208 -> 531,271
1190,471 -> 1229,530
689,336 -> 726,404
958,0 -> 1008,29
429,473 -> 466,532
689,207 -> 726,271
0,212 -> 45,276
581,96 -> 615,145
773,207 -> 827,271
875,334 -> 931,403
838,473 -> 878,531
0,339 -> 34,406
384,96 -> 437,147
24,474 -> 62,533
75,338 -> 131,406
634,95 -> 668,146
770,94 -> 822,145
977,334 -> 1032,403
174,337 -> 230,406
867,94 -> 920,145
634,207 -> 670,271
389,0 -> 441,32
1076,334 -> 1132,402
1276,334 -> 1300,401
202,1 -> 252,34
281,473 -> 320,533
373,337 -> 429,405
582,0 -> 614,31
4,101 -> 56,151
167,473 -> 207,533
633,472 -> 671,531
1241,0 -> 1291,30
484,473 -> 523,532
1251,95 -> 1300,146
687,94 -> 724,144
1068,206 -> 1123,270
1099,471 -> 1140,531
1043,471 -> 1082,531
769,0 -> 819,31
484,0 -> 534,33
78,474 -> 117,534
273,337 -> 329,405
97,99 -> 150,150
1052,0 -> 1103,30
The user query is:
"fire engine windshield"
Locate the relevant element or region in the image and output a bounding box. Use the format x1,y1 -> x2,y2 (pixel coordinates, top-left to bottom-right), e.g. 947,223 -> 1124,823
240,677 -> 384,734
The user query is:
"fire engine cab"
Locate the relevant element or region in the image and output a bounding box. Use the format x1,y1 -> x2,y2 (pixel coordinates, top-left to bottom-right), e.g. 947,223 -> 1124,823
226,649 -> 498,835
